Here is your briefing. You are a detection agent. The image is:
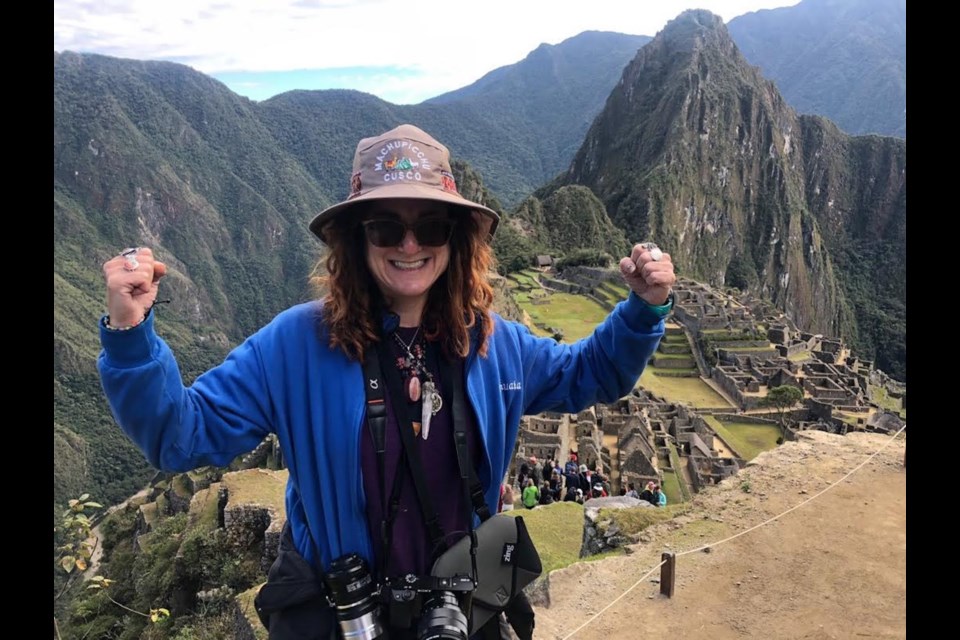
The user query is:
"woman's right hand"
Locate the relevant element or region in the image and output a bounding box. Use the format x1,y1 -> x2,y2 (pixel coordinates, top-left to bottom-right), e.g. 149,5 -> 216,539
102,247 -> 168,328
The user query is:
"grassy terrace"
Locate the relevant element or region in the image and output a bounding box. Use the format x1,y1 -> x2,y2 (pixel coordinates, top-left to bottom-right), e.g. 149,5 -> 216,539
703,415 -> 781,461
222,469 -> 288,511
639,366 -> 732,409
508,271 -> 614,341
505,500 -> 693,571
660,468 -> 684,506
188,482 -> 222,531
869,384 -> 905,417
505,501 -> 585,574
666,441 -> 690,503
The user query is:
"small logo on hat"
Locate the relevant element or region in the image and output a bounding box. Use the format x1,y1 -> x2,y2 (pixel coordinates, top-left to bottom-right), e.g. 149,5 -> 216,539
349,172 -> 362,198
440,171 -> 458,194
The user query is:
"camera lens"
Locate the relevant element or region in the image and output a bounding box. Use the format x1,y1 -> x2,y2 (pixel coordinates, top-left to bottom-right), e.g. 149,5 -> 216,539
417,591 -> 469,640
325,554 -> 386,640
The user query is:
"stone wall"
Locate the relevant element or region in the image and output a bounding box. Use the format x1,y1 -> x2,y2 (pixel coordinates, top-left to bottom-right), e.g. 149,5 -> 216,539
580,496 -> 655,557
715,415 -> 776,429
224,504 -> 274,553
525,415 -> 563,434
237,435 -> 276,470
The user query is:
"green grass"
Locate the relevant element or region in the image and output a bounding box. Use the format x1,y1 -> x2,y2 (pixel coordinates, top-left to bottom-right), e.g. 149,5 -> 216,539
788,351 -> 813,362
638,367 -> 733,409
237,585 -> 269,640
704,415 -> 781,461
869,384 -> 905,416
508,271 -> 540,288
517,291 -> 611,342
598,503 -> 689,534
222,469 -> 288,511
660,469 -> 684,506
172,473 -> 192,498
187,483 -> 222,532
666,442 -> 691,502
506,500 -> 694,572
505,501 -> 585,574
140,501 -> 159,527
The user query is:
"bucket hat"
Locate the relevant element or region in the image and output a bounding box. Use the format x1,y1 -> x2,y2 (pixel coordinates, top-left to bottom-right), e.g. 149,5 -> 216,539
309,124 -> 499,243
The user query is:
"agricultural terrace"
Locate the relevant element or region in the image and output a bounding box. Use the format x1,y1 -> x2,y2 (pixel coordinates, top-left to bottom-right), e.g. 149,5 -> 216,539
702,415 -> 781,461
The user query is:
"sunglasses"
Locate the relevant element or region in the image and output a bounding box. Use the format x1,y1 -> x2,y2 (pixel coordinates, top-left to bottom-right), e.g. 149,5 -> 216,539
362,218 -> 455,247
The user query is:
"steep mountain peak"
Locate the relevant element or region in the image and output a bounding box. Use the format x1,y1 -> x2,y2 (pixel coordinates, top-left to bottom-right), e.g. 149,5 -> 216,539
556,4 -> 905,381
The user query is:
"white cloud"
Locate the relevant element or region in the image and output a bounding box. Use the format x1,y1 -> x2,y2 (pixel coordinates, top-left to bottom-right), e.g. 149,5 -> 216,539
54,0 -> 800,99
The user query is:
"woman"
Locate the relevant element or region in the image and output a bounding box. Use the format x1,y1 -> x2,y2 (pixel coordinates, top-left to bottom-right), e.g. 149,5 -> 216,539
98,123 -> 675,639
651,484 -> 668,507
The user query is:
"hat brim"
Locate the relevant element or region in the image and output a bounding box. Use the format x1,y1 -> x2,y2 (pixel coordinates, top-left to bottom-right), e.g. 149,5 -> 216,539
309,183 -> 500,244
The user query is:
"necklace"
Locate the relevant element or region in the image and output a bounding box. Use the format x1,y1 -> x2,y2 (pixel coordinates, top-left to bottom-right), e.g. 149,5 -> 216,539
392,327 -> 443,440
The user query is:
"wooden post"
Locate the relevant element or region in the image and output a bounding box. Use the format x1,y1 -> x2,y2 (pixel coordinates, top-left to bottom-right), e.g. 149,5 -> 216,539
660,552 -> 676,598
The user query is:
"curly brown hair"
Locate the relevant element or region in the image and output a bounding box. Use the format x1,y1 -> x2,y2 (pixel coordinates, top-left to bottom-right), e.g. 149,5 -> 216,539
311,204 -> 496,362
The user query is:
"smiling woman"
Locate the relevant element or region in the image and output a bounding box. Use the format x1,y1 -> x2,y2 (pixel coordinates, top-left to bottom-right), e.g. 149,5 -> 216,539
96,122 -> 676,640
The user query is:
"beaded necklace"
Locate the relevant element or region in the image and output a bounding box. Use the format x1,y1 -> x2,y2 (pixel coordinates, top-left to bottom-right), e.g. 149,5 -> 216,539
393,328 -> 443,440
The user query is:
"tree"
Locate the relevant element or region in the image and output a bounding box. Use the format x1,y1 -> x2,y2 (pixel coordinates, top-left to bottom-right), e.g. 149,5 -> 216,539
759,385 -> 804,437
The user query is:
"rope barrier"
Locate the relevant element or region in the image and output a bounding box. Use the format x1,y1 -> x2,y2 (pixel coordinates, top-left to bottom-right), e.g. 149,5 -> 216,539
558,425 -> 905,638
560,560 -> 667,640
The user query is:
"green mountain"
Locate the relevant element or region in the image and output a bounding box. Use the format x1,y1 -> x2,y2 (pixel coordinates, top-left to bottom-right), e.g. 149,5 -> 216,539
54,51 -> 330,509
255,32 -> 650,209
424,31 -> 651,203
728,0 -> 906,138
554,9 -> 905,379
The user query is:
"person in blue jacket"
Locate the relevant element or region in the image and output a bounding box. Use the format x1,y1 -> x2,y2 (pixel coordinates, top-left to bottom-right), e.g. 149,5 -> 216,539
98,124 -> 676,639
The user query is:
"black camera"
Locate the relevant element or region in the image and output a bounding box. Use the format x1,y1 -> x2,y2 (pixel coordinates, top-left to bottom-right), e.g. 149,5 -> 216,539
325,554 -> 474,640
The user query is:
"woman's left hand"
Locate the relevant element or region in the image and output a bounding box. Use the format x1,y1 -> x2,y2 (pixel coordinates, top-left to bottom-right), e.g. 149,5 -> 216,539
618,243 -> 677,306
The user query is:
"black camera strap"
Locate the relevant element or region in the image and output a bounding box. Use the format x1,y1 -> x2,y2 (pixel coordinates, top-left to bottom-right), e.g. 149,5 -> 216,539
361,345 -> 407,578
440,354 -> 491,524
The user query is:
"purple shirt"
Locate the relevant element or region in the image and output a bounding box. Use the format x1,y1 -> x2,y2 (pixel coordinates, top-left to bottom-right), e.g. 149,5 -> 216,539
360,327 -> 481,579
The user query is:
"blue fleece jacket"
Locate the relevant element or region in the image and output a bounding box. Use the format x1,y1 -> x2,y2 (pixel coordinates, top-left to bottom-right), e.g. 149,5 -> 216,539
98,293 -> 665,572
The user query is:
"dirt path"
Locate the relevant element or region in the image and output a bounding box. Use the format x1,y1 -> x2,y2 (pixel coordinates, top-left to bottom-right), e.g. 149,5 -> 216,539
84,486 -> 152,579
532,431 -> 906,639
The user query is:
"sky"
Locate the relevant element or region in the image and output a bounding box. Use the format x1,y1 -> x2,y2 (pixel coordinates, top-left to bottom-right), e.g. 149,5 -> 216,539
54,0 -> 801,105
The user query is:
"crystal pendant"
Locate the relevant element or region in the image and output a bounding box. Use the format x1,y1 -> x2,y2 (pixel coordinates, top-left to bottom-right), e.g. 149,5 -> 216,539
421,381 -> 443,440
408,375 -> 421,402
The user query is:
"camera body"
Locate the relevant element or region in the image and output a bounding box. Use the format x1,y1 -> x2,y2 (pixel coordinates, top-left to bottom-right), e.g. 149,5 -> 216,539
325,553 -> 475,640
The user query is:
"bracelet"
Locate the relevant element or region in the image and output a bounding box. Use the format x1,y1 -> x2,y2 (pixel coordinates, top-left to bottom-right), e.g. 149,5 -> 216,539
643,291 -> 675,318
103,312 -> 148,332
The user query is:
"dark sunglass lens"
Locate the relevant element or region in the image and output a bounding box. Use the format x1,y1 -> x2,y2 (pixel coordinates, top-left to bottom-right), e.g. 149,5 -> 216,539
365,220 -> 406,247
414,220 -> 453,246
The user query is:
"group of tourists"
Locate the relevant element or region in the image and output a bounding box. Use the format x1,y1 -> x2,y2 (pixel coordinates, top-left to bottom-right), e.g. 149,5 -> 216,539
501,452 -> 668,510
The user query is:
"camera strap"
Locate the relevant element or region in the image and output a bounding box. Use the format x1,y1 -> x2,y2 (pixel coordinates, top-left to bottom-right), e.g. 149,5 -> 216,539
438,355 -> 490,523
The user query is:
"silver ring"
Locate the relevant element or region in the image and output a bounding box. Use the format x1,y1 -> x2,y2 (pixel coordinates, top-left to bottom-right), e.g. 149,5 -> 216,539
121,247 -> 140,271
640,242 -> 663,262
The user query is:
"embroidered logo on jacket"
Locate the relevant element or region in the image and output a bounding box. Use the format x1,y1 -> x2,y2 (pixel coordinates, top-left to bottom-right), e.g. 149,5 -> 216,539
500,381 -> 522,392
